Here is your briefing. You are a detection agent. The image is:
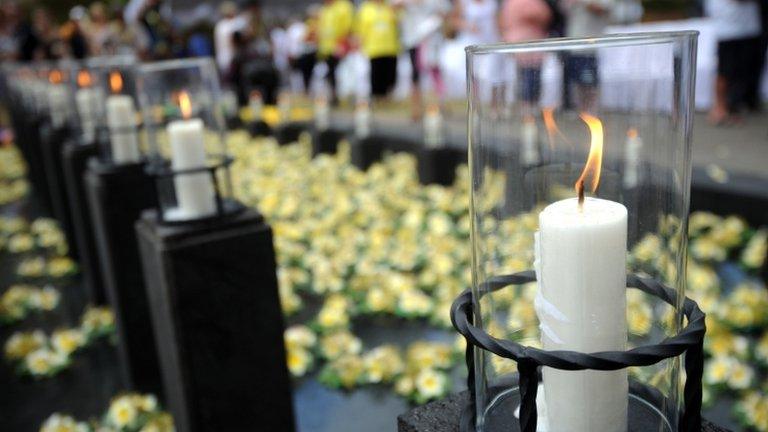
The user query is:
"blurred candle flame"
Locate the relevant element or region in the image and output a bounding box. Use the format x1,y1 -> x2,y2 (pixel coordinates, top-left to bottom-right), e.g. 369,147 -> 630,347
178,91 -> 192,119
109,71 -> 123,93
249,90 -> 262,101
627,127 -> 638,139
77,70 -> 92,88
48,70 -> 63,84
575,113 -> 604,204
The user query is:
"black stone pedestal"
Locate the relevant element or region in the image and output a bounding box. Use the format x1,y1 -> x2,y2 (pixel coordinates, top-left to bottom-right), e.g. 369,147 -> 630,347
16,114 -> 53,214
248,120 -> 273,138
225,115 -> 244,130
397,392 -> 731,432
312,128 -> 346,157
351,136 -> 387,171
84,161 -> 162,396
135,209 -> 295,432
416,147 -> 467,186
275,121 -> 311,145
62,142 -> 105,303
40,125 -> 79,258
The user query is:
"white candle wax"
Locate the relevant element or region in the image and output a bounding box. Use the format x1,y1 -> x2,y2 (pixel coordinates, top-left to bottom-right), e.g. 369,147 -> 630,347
354,106 -> 371,139
623,133 -> 643,189
106,95 -> 141,164
48,85 -> 70,128
249,97 -> 263,121
423,110 -> 443,148
521,120 -> 540,165
76,88 -> 98,143
535,197 -> 628,432
167,118 -> 216,219
315,100 -> 330,131
278,95 -> 291,122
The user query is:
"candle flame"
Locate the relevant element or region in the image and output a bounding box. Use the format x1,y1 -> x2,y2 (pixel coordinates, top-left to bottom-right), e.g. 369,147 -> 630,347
249,90 -> 262,101
426,103 -> 440,116
575,113 -> 604,204
48,70 -> 63,84
542,107 -> 569,151
109,71 -> 123,93
178,91 -> 192,119
627,127 -> 638,139
77,70 -> 92,88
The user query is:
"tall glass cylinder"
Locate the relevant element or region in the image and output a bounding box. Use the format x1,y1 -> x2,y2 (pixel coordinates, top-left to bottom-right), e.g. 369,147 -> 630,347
467,32 -> 697,432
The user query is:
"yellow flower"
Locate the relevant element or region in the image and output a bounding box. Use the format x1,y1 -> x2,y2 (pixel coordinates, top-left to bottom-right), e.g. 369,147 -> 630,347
108,395 -> 139,428
40,413 -> 89,432
414,368 -> 447,400
741,229 -> 767,269
47,257 -> 77,278
285,325 -> 317,350
7,233 -> 34,253
320,331 -> 361,360
727,361 -> 754,390
394,375 -> 415,397
25,348 -> 67,376
17,256 -> 45,278
330,354 -> 365,389
704,356 -> 732,385
81,306 -> 116,335
286,346 -> 313,377
51,329 -> 86,355
632,234 -> 662,263
688,212 -> 721,235
139,413 -> 175,432
4,330 -> 46,360
397,289 -> 433,316
690,237 -> 727,262
366,287 -> 395,313
363,345 -> 404,383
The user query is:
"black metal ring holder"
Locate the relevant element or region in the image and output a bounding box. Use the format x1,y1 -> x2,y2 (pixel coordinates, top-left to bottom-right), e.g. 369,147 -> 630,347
451,270 -> 706,432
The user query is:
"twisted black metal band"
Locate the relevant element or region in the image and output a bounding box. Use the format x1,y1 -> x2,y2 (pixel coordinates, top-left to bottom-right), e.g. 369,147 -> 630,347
451,270 -> 706,432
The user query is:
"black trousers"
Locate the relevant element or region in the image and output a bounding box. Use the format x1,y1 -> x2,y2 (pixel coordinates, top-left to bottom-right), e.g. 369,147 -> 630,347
718,37 -> 762,112
291,51 -> 317,92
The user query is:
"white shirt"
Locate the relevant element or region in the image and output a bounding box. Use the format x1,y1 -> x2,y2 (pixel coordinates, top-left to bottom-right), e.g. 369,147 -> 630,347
398,0 -> 452,49
706,0 -> 761,41
214,15 -> 249,72
565,0 -> 614,38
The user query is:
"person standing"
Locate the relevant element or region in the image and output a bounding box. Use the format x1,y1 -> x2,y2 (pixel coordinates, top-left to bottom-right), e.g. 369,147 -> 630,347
214,1 -> 248,75
499,0 -> 551,113
562,0 -> 613,113
357,0 -> 401,100
287,10 -> 318,94
318,0 -> 354,105
706,0 -> 762,124
396,0 -> 452,119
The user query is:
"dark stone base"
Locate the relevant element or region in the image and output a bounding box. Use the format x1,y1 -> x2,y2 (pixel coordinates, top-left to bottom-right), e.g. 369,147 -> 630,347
248,120 -> 273,137
312,128 -> 346,157
417,147 -> 467,186
62,141 -> 105,304
397,392 -> 731,432
226,115 -> 244,130
351,135 -> 420,171
16,115 -> 53,214
136,208 -> 295,432
84,161 -> 162,397
275,121 -> 311,145
40,125 -> 79,259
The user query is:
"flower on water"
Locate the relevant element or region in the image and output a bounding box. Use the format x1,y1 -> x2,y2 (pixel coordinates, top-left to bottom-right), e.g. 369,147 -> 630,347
17,256 -> 46,278
690,237 -> 727,262
47,257 -> 77,278
7,233 -> 34,253
81,306 -> 116,337
319,330 -> 361,360
35,286 -> 61,311
362,345 -> 404,384
138,412 -> 174,432
394,375 -> 414,397
286,346 -> 313,377
397,289 -> 433,317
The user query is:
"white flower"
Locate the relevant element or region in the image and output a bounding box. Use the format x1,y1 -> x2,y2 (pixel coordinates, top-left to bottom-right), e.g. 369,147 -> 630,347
108,396 -> 139,428
726,361 -> 754,390
415,368 -> 447,400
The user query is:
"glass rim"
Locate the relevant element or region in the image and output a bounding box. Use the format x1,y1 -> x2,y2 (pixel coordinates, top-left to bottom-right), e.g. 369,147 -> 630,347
465,30 -> 699,55
138,57 -> 216,74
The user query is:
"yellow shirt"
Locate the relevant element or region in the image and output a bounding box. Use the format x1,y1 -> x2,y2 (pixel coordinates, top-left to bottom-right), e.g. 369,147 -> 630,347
318,0 -> 354,57
356,1 -> 400,59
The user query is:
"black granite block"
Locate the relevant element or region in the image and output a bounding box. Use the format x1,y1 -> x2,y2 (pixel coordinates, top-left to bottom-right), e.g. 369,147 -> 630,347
62,141 -> 105,304
275,121 -> 311,145
351,136 -> 387,171
417,147 -> 467,186
312,128 -> 346,157
17,115 -> 54,214
248,120 -> 273,138
84,161 -> 162,396
136,209 -> 295,432
397,392 -> 731,432
40,125 -> 79,259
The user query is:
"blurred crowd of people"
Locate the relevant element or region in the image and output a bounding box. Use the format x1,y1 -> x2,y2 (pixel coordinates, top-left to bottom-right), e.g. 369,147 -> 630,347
0,0 -> 766,122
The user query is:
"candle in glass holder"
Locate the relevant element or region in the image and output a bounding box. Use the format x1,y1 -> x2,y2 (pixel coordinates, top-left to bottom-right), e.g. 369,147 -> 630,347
106,71 -> 141,164
75,70 -> 100,143
623,127 -> 642,189
47,70 -> 70,128
535,114 -> 628,432
249,91 -> 263,121
315,95 -> 330,131
354,101 -> 371,139
423,104 -> 443,148
166,91 -> 216,219
521,115 -> 539,165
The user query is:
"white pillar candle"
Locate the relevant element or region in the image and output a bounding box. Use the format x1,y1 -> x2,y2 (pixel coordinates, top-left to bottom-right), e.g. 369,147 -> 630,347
521,119 -> 540,165
167,118 -> 216,219
623,129 -> 642,189
106,95 -> 141,164
315,98 -> 330,131
535,197 -> 628,432
354,104 -> 371,139
423,108 -> 443,148
76,87 -> 100,143
249,93 -> 263,121
48,85 -> 70,129
278,93 -> 291,122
